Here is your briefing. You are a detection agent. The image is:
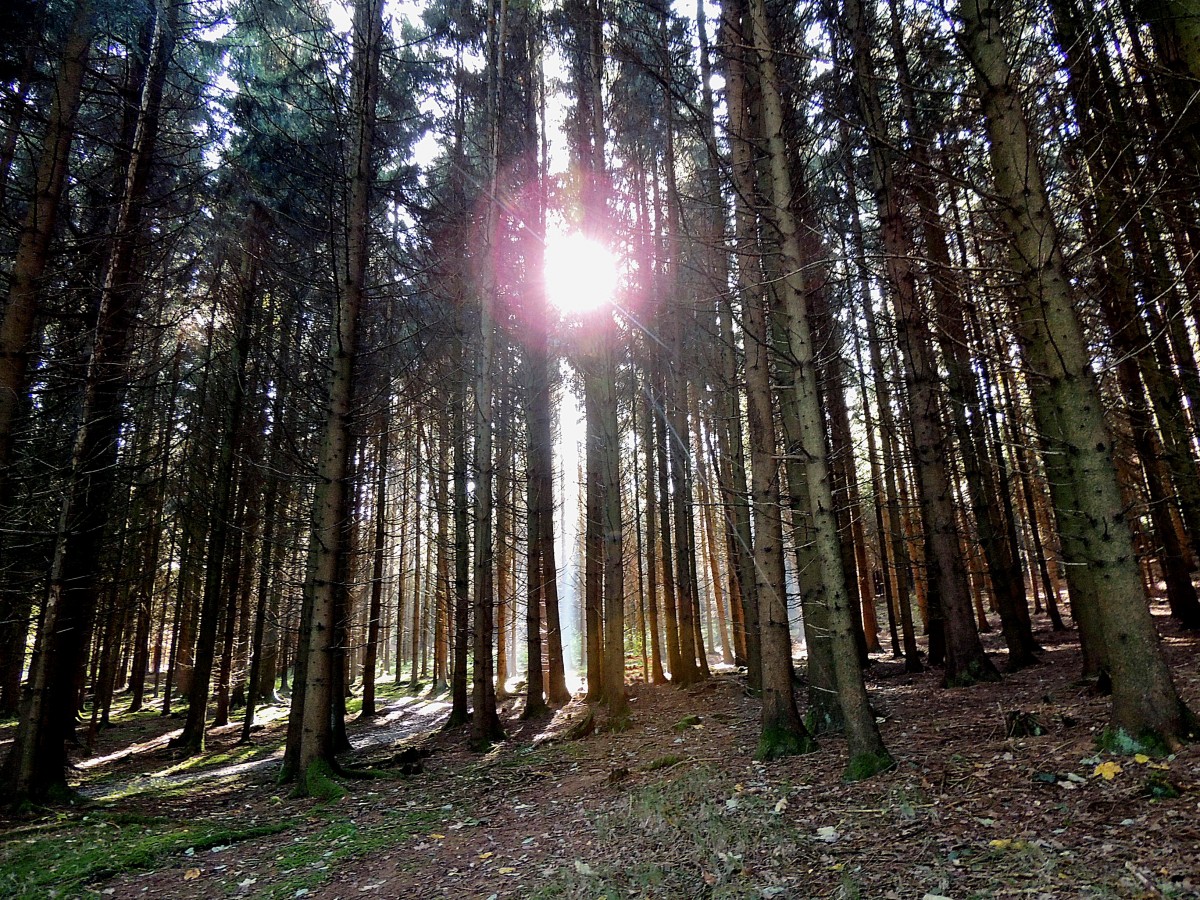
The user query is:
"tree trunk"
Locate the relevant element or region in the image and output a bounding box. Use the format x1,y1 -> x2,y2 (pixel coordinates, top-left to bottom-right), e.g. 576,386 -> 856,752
360,417 -> 390,717
842,0 -> 998,686
282,0 -> 382,790
3,0 -> 177,801
958,0 -> 1192,750
176,204 -> 264,753
744,0 -> 892,777
843,145 -> 922,673
0,0 -> 94,506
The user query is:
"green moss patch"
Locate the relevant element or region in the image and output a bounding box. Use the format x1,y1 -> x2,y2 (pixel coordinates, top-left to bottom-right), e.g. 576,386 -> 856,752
0,812 -> 288,898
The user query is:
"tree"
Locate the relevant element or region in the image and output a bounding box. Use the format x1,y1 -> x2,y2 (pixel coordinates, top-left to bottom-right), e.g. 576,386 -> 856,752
282,0 -> 384,791
956,0 -> 1193,751
3,0 -> 181,800
740,0 -> 893,777
0,0 -> 94,504
839,0 -> 999,685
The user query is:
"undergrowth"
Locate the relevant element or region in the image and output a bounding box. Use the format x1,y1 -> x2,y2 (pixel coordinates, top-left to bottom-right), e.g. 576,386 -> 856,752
533,765 -> 803,899
266,805 -> 439,899
0,811 -> 288,898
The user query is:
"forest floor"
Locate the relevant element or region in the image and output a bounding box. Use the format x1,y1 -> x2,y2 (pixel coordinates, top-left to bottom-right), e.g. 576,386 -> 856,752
2,610 -> 1199,899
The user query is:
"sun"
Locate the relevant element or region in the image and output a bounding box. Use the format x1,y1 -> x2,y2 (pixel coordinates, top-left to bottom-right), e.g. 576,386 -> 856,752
544,231 -> 619,316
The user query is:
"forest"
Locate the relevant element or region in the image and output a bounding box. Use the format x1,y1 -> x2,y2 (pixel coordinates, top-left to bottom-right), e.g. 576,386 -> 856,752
0,0 -> 1198,895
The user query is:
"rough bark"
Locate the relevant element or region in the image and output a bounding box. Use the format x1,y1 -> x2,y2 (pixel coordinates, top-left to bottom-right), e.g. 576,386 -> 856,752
283,0 -> 382,790
958,0 -> 1192,750
3,0 -> 177,800
745,0 -> 892,776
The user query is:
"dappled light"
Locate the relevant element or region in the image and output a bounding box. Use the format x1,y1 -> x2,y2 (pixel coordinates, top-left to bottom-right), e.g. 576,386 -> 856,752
1,0 -> 1197,895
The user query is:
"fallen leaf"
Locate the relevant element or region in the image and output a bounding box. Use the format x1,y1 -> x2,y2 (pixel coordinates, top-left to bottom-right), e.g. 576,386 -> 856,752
498,867 -> 516,875
1093,761 -> 1122,781
184,869 -> 201,881
989,839 -> 1029,851
1134,753 -> 1151,764
478,852 -> 494,859
430,833 -> 446,840
574,860 -> 595,876
816,826 -> 839,843
773,798 -> 788,814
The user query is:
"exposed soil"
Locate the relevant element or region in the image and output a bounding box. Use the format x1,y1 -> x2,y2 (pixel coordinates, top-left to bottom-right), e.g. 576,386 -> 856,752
2,610 -> 1198,899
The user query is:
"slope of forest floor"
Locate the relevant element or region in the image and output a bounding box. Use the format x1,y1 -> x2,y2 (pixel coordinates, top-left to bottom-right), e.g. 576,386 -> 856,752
2,611 -> 1199,899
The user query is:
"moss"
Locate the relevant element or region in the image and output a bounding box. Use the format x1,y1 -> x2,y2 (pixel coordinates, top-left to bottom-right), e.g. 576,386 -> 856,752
642,754 -> 685,772
843,750 -> 896,782
155,742 -> 268,778
268,807 -> 439,898
603,711 -> 633,734
467,735 -> 497,753
672,714 -> 702,732
300,758 -> 345,802
755,724 -> 818,761
944,657 -> 1001,688
45,781 -> 82,806
0,814 -> 288,898
1097,726 -> 1170,757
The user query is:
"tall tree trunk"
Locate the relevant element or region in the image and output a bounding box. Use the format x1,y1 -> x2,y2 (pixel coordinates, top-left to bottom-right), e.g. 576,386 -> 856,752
583,382 -> 605,700
886,0 -> 1036,670
282,0 -> 382,789
718,12 -> 762,688
744,0 -> 892,777
467,0 -> 508,749
360,415 -> 390,717
433,407 -> 451,690
3,0 -> 178,801
127,343 -> 181,712
958,0 -> 1192,750
659,45 -> 703,686
842,0 -> 997,686
598,328 -> 628,715
843,145 -> 922,673
0,0 -> 94,506
446,323 -> 471,728
175,204 -> 264,753
723,0 -> 813,759
641,388 -> 667,684
0,2 -> 96,717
